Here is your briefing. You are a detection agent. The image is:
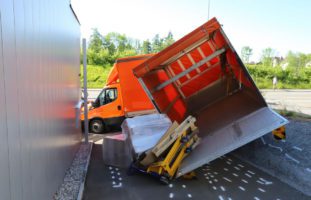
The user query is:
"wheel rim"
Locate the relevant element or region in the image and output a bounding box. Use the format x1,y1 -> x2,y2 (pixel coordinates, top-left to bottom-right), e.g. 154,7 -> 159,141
91,120 -> 103,133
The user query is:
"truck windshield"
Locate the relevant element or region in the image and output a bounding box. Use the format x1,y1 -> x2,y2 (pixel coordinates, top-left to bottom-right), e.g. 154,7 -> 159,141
98,88 -> 118,106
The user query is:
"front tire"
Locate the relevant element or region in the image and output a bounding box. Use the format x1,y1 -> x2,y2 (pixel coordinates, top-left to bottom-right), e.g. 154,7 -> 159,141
90,119 -> 105,133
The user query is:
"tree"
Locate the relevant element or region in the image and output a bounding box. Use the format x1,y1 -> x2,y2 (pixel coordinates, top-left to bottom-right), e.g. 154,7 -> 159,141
142,40 -> 152,54
163,31 -> 174,48
152,34 -> 164,53
261,48 -> 275,66
241,46 -> 252,64
87,29 -> 105,65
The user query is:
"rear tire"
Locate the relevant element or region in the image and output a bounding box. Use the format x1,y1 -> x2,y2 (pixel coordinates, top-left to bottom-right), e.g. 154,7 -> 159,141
90,119 -> 105,133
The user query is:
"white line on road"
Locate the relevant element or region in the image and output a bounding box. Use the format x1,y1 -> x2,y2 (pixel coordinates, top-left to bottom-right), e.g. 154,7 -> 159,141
247,170 -> 255,175
285,153 -> 300,164
268,144 -> 283,152
258,188 -> 266,193
242,179 -> 248,184
169,193 -> 174,198
223,177 -> 232,182
220,186 -> 226,191
292,146 -> 303,151
245,173 -> 252,178
239,186 -> 246,191
238,164 -> 245,168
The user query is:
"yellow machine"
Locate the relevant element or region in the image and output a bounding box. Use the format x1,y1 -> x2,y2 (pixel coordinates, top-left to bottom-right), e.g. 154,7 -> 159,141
129,116 -> 200,184
272,125 -> 286,140
147,128 -> 199,180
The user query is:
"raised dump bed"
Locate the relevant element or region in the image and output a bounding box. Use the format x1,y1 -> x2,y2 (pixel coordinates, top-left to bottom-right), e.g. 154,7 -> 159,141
133,17 -> 288,177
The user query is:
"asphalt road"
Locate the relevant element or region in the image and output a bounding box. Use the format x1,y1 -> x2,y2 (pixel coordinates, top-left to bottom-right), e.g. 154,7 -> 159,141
83,144 -> 309,200
86,89 -> 311,115
261,89 -> 311,116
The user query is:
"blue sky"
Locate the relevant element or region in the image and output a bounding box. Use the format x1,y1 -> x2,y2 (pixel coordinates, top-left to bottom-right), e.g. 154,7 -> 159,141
71,0 -> 311,61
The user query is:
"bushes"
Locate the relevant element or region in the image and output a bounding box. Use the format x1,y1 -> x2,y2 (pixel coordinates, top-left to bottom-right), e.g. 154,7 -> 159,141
246,64 -> 311,89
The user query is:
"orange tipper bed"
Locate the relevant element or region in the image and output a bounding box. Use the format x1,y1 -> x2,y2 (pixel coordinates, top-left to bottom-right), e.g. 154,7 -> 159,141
133,18 -> 288,177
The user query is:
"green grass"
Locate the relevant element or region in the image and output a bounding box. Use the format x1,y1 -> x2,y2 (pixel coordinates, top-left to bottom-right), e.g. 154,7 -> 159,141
275,108 -> 311,120
81,64 -> 311,89
80,64 -> 113,88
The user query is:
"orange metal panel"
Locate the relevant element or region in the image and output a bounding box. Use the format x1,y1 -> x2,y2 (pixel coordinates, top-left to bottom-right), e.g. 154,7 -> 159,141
133,18 -> 262,123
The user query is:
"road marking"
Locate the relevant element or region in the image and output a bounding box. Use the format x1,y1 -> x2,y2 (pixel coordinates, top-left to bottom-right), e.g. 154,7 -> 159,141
238,164 -> 244,168
117,172 -> 121,175
224,168 -> 229,171
260,137 -> 266,145
239,186 -> 246,191
259,178 -> 273,185
169,193 -> 174,198
112,181 -> 116,185
232,173 -> 239,177
223,177 -> 232,182
220,186 -> 226,191
209,181 -> 213,184
226,161 -> 232,165
214,172 -> 218,175
112,176 -> 115,179
228,158 -> 233,162
214,179 -> 218,182
109,166 -> 113,170
247,170 -> 255,175
204,173 -> 208,176
218,195 -> 224,200
205,177 -> 209,180
113,183 -> 122,188
182,184 -> 186,188
254,197 -> 260,200
210,175 -> 214,178
212,186 -> 217,190
306,168 -> 311,173
245,173 -> 252,178
268,144 -> 283,152
115,168 -> 119,171
292,146 -> 303,151
187,194 -> 192,198
256,180 -> 265,185
285,153 -> 300,164
119,177 -> 122,181
258,188 -> 266,193
242,179 -> 248,184
169,184 -> 173,188
234,166 -> 240,171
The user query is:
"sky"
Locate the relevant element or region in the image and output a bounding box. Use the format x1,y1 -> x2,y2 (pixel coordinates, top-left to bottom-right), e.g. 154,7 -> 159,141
71,0 -> 311,61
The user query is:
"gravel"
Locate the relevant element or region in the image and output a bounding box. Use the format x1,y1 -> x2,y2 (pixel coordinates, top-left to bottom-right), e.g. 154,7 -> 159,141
233,118 -> 311,196
54,142 -> 93,200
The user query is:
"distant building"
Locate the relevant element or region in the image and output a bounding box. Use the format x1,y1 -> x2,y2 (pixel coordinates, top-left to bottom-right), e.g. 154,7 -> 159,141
272,56 -> 284,67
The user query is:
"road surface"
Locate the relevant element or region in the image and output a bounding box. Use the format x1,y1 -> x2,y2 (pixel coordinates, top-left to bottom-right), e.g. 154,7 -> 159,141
261,89 -> 311,116
83,144 -> 309,200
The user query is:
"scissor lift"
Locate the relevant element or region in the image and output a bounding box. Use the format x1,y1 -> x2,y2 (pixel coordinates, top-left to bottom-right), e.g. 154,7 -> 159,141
128,116 -> 200,184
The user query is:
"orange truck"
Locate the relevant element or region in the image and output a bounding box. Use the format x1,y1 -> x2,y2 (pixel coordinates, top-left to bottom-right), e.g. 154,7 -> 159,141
81,54 -> 156,133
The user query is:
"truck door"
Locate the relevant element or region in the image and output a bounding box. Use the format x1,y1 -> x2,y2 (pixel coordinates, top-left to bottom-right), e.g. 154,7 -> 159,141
95,87 -> 124,119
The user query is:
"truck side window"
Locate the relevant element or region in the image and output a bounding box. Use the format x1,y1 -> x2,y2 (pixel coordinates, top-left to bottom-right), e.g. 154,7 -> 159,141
99,88 -> 117,106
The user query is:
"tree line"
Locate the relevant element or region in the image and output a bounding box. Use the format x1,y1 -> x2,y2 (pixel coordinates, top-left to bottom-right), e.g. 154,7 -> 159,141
240,46 -> 311,88
84,29 -> 175,66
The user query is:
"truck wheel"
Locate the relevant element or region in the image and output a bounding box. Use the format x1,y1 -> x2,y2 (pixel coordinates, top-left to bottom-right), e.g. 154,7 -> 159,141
90,119 -> 104,133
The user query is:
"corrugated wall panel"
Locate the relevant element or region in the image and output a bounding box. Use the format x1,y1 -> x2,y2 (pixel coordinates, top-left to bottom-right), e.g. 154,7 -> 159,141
0,0 -> 81,199
0,6 -> 11,200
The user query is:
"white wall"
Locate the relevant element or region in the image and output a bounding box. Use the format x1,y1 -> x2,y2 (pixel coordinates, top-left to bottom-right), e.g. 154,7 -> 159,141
0,0 -> 81,199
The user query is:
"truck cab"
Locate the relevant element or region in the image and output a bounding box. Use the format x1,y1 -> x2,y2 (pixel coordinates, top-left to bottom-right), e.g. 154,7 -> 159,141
81,54 -> 155,133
